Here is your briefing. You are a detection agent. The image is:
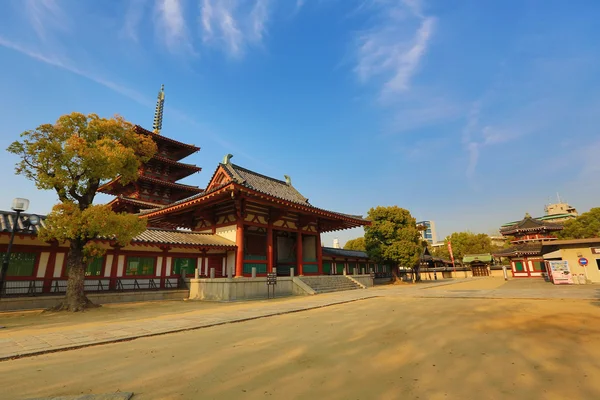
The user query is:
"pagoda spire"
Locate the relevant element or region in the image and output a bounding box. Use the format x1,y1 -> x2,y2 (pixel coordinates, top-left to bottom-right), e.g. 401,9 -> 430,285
153,84 -> 165,134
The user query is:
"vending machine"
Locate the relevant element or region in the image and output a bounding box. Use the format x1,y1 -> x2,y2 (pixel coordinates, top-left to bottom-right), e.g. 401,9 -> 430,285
547,260 -> 573,285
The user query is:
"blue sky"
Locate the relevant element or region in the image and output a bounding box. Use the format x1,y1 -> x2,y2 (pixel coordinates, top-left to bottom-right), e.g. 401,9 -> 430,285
1,0 -> 599,246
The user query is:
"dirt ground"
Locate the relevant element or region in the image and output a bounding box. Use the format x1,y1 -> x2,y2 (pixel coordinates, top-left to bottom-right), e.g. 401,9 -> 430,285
1,296 -> 600,400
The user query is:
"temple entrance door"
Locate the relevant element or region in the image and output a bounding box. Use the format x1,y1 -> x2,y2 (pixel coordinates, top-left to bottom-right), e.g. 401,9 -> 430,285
471,263 -> 490,277
274,231 -> 297,276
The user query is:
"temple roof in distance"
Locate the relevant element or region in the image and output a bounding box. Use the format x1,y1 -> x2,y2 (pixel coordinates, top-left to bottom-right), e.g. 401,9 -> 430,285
0,210 -> 47,235
492,243 -> 543,257
132,228 -> 236,248
322,247 -> 369,259
499,215 -> 563,236
0,210 -> 235,248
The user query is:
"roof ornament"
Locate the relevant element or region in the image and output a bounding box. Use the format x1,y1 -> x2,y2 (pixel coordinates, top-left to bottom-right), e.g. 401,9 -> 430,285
525,212 -> 531,218
284,175 -> 292,186
153,84 -> 165,134
222,153 -> 233,165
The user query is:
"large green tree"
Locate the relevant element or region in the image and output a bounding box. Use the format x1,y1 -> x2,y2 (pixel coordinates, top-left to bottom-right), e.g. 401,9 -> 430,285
344,237 -> 366,251
8,112 -> 156,311
431,231 -> 497,261
557,208 -> 600,239
364,206 -> 422,271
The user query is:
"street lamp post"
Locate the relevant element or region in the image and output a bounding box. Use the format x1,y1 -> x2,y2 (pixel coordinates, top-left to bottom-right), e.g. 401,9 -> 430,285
0,198 -> 39,300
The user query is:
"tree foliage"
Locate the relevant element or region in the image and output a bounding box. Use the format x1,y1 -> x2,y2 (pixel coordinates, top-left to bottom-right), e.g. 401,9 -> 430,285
557,208 -> 600,239
430,231 -> 499,261
7,112 -> 156,311
344,237 -> 366,251
364,206 -> 422,269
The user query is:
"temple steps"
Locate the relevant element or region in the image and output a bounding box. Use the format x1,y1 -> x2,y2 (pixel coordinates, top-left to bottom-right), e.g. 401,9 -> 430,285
299,275 -> 363,294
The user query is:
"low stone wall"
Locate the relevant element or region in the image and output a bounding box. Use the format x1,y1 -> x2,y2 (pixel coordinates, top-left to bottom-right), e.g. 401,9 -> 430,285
349,275 -> 374,288
0,290 -> 189,312
188,277 -> 314,301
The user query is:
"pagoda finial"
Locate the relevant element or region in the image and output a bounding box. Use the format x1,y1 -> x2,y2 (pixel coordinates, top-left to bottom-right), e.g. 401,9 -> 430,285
153,84 -> 165,134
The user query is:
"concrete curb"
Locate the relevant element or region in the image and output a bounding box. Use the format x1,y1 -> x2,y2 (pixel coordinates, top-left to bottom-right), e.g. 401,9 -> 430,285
0,295 -> 379,362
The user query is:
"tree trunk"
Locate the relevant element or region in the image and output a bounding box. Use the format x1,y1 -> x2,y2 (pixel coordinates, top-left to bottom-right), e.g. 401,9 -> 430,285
50,240 -> 98,312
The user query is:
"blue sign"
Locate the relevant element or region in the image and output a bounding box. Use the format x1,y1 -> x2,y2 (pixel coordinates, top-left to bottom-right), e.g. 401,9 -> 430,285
578,257 -> 588,266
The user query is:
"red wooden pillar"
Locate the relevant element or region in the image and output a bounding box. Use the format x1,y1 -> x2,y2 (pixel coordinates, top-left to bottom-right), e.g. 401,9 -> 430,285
109,246 -> 120,290
42,242 -> 58,293
235,221 -> 244,277
160,247 -> 169,288
267,224 -> 274,273
296,232 -> 303,276
317,234 -> 323,275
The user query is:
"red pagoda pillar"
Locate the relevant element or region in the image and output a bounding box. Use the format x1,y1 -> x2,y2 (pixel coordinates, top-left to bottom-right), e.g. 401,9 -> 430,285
267,224 -> 273,273
296,232 -> 303,276
317,234 -> 323,275
235,221 -> 244,277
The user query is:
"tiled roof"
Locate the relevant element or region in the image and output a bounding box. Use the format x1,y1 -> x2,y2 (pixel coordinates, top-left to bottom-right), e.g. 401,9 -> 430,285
322,247 -> 369,259
222,163 -> 310,206
492,244 -> 542,257
134,125 -> 200,152
132,228 -> 236,247
463,254 -> 493,263
542,238 -> 600,246
108,197 -> 162,209
500,216 -> 563,235
0,210 -> 47,234
152,155 -> 202,172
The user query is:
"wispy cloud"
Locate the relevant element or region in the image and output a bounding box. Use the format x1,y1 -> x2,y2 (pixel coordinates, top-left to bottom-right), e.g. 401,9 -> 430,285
200,0 -> 272,57
462,98 -> 554,179
0,36 -> 151,107
123,0 -> 149,42
24,0 -> 68,40
354,0 -> 435,96
155,0 -> 194,54
0,36 -> 261,164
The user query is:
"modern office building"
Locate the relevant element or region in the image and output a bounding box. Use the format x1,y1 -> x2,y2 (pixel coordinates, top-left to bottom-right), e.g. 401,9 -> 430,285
417,220 -> 437,245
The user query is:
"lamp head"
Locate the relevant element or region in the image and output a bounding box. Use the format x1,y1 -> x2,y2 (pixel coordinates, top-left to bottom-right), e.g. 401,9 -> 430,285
11,198 -> 30,212
27,214 -> 40,227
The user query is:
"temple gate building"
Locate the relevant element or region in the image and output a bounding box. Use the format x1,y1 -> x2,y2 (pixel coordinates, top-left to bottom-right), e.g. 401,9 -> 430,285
493,214 -> 563,278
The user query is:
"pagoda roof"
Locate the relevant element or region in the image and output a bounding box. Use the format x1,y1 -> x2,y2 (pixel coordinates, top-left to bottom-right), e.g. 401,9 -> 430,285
152,155 -> 202,172
134,125 -> 199,151
98,175 -> 203,195
492,244 -> 543,257
107,196 -> 162,210
499,216 -> 563,236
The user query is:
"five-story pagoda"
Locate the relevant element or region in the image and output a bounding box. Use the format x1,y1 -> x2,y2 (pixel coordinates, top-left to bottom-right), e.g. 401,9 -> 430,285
99,85 -> 202,213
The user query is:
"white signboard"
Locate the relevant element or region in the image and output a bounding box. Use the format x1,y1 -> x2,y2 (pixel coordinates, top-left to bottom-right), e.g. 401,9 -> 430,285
548,260 -> 573,285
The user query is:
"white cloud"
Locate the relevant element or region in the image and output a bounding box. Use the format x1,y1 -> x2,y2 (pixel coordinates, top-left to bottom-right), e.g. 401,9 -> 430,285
200,0 -> 272,57
0,36 -> 152,107
250,0 -> 270,42
123,0 -> 149,42
354,0 -> 435,96
24,0 -> 67,40
155,0 -> 194,54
